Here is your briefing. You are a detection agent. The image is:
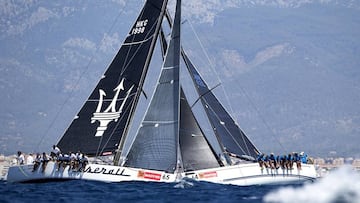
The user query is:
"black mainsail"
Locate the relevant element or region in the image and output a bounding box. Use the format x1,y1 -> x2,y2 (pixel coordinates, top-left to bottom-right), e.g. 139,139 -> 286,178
124,0 -> 181,172
179,88 -> 222,171
182,52 -> 260,159
57,0 -> 168,156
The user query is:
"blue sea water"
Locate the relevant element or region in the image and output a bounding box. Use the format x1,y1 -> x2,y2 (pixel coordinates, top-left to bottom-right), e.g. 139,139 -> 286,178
2,167 -> 359,203
0,180 -> 288,203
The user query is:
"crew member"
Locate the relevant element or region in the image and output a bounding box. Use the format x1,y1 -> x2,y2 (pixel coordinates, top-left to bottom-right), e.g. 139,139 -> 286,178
41,152 -> 49,172
17,151 -> 25,165
257,153 -> 265,169
32,153 -> 41,172
51,145 -> 61,159
26,153 -> 34,165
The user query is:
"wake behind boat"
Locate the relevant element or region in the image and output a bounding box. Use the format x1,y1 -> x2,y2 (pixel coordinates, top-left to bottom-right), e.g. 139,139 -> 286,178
7,0 -> 316,185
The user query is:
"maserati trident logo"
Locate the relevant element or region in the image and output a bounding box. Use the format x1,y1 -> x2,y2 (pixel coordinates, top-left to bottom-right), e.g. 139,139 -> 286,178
91,78 -> 133,137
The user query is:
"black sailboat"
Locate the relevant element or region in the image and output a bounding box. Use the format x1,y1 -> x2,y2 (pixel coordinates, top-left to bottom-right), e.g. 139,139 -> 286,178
7,0 -> 316,185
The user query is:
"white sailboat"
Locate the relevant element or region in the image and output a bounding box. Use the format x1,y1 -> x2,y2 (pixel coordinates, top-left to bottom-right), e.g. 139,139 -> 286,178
7,0 -> 316,185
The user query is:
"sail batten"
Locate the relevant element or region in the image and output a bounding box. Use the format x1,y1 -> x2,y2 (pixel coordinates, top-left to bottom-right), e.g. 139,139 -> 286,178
123,35 -> 154,46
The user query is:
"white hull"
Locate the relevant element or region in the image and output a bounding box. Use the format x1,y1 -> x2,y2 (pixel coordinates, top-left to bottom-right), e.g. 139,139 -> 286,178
185,163 -> 316,186
7,161 -> 316,186
6,161 -> 178,183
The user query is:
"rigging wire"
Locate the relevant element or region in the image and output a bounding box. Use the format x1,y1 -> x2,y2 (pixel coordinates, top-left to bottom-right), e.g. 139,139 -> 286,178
238,85 -> 287,152
185,19 -> 287,152
186,20 -> 238,123
35,2 -> 131,153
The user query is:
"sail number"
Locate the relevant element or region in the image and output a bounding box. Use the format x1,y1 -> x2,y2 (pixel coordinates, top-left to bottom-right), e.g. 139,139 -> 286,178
131,19 -> 148,35
162,174 -> 170,180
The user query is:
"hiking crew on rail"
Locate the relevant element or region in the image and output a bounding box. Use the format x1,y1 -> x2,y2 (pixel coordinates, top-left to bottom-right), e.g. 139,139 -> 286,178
256,152 -> 310,170
16,145 -> 88,173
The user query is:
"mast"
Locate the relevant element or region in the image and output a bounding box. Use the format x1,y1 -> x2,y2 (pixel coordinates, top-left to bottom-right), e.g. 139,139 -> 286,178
173,0 -> 182,173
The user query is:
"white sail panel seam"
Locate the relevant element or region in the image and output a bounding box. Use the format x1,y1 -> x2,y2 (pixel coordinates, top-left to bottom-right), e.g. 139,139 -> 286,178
142,120 -> 178,124
163,65 -> 178,70
123,35 -> 154,46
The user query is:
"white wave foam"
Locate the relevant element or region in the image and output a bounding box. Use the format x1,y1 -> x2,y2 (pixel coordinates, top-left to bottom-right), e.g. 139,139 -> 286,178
174,179 -> 194,189
264,166 -> 360,203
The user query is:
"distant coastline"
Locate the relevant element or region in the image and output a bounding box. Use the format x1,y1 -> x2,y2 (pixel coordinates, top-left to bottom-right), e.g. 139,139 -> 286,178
314,157 -> 360,177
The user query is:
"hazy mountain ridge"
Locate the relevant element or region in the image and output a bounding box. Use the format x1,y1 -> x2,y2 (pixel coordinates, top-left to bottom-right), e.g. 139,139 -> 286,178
0,1 -> 359,157
181,4 -> 360,157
